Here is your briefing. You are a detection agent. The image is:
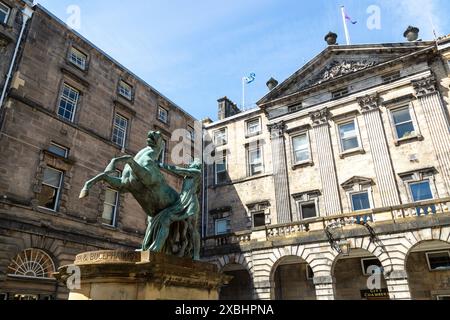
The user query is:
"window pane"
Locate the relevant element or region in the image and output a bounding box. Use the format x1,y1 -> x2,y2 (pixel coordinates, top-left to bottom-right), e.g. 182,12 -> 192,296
48,144 -> 68,158
253,213 -> 266,227
43,168 -> 62,188
294,150 -> 310,163
352,192 -> 370,211
395,122 -> 415,139
104,189 -> 117,205
58,85 -> 79,122
0,3 -> 9,24
340,122 -> 359,151
37,185 -> 58,210
301,203 -> 317,219
247,120 -> 260,134
112,114 -> 128,147
410,181 -> 433,202
392,108 -> 412,124
293,135 -> 308,150
102,204 -> 115,224
342,137 -> 359,151
216,219 -> 228,234
427,252 -> 450,270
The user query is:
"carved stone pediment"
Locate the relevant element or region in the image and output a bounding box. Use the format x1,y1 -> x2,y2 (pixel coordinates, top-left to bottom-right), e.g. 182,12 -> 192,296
412,76 -> 437,97
298,60 -> 377,91
341,176 -> 374,190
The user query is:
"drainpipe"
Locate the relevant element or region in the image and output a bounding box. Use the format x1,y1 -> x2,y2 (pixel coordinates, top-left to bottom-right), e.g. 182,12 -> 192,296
0,4 -> 34,112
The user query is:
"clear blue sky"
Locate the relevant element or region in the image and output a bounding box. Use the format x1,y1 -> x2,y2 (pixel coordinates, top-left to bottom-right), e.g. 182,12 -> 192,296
36,0 -> 450,121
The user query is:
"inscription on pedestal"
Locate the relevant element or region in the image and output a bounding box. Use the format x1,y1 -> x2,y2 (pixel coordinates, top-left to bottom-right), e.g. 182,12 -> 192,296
74,250 -> 141,265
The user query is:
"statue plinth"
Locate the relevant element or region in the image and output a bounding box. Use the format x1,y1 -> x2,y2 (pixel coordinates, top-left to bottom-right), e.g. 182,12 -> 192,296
54,250 -> 231,300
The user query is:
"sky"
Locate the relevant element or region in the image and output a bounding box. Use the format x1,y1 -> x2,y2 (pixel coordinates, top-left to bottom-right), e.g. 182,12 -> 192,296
35,0 -> 450,121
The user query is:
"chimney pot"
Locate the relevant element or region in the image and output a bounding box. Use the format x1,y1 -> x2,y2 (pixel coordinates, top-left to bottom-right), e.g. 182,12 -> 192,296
266,78 -> 279,91
404,26 -> 420,42
324,32 -> 338,45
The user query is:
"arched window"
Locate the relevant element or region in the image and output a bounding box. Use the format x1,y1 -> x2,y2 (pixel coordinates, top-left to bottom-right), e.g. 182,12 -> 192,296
7,249 -> 56,279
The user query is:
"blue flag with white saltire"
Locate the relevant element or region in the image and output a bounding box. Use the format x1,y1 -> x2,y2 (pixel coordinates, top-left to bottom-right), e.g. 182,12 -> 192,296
244,73 -> 256,84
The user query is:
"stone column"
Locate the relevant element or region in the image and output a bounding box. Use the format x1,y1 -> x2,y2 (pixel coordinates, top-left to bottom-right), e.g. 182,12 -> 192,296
313,276 -> 336,300
310,109 -> 342,215
413,76 -> 450,196
385,270 -> 411,300
358,94 -> 401,207
268,121 -> 292,224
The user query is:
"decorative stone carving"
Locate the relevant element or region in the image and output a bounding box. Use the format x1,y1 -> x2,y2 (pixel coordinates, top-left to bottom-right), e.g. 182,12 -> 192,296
358,94 -> 380,113
299,60 -> 377,90
412,76 -> 437,98
267,121 -> 286,139
309,108 -> 330,127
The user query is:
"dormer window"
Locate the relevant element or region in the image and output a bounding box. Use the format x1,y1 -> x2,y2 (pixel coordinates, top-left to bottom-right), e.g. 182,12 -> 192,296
0,2 -> 10,25
69,47 -> 87,70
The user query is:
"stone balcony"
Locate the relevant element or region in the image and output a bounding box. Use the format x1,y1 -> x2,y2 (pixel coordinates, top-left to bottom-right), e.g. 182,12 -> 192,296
201,197 -> 450,256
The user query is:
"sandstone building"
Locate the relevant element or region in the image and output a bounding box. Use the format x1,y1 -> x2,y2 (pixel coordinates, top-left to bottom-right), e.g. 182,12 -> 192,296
202,33 -> 450,300
0,2 -> 196,300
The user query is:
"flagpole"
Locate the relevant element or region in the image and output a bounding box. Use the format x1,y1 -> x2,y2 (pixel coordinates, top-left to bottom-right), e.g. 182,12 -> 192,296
341,6 -> 351,45
242,77 -> 245,109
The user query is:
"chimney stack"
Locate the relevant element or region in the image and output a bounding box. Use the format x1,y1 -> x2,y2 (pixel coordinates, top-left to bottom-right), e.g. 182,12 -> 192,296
404,26 -> 420,42
324,32 -> 338,45
217,97 -> 240,120
266,78 -> 279,91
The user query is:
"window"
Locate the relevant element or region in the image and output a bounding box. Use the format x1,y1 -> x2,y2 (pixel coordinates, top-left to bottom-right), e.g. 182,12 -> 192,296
339,120 -> 360,152
112,114 -> 128,148
48,143 -> 69,158
159,139 -> 167,164
102,188 -> 119,226
351,191 -> 371,211
0,2 -> 10,24
215,152 -> 227,184
248,146 -> 263,176
426,251 -> 450,271
292,134 -> 310,164
215,218 -> 230,235
246,118 -> 261,136
7,249 -> 56,279
214,128 -> 227,146
298,201 -> 317,220
158,106 -> 168,124
253,212 -> 266,228
118,81 -> 133,100
37,167 -> 63,211
410,181 -> 433,202
382,71 -> 400,83
69,48 -> 87,70
361,258 -> 383,276
391,107 -> 416,140
288,103 -> 302,113
332,87 -> 349,99
58,84 -> 80,122
187,126 -> 195,141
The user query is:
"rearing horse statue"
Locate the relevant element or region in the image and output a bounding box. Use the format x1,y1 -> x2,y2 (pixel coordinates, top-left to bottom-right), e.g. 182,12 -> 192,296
79,131 -> 200,259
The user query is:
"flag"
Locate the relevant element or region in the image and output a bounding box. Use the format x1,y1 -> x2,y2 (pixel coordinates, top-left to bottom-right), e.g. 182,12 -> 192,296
244,73 -> 256,84
344,11 -> 357,25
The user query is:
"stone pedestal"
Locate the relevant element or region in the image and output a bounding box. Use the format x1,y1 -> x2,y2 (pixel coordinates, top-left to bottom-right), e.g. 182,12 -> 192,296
54,250 -> 231,300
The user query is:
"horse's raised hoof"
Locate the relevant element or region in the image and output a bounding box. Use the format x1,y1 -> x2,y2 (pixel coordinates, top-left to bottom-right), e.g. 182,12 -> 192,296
79,189 -> 89,199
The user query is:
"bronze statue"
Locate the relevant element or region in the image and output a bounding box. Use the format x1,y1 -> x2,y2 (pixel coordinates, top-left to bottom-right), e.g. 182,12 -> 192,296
79,131 -> 201,260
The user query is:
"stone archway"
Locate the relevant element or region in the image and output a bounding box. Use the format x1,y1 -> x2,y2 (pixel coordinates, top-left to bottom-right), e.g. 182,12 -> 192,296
271,255 -> 316,300
405,239 -> 450,300
219,263 -> 253,300
332,247 -> 389,300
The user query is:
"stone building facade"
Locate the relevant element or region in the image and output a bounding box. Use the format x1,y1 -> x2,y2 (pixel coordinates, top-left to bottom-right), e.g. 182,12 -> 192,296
202,36 -> 450,300
0,3 -> 196,300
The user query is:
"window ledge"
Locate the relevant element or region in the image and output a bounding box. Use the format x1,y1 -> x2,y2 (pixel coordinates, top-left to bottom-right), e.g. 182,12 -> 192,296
339,148 -> 365,159
292,160 -> 314,169
101,223 -> 118,230
394,134 -> 423,146
245,132 -> 262,139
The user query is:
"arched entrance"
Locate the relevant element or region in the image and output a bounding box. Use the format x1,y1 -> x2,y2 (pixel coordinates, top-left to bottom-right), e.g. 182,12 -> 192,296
271,256 -> 316,300
406,240 -> 450,300
219,263 -> 253,300
333,249 -> 388,300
